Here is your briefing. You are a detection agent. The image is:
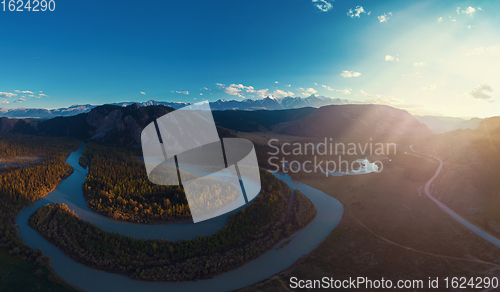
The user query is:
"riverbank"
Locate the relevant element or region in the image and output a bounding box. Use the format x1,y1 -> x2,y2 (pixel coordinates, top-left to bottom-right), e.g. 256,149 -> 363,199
27,171 -> 318,282
16,142 -> 344,292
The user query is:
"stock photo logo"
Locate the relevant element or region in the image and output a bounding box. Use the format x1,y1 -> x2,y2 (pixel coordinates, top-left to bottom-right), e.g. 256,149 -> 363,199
141,101 -> 261,223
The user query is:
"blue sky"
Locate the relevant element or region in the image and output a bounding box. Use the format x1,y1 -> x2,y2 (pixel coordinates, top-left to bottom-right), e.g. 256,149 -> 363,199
0,0 -> 499,118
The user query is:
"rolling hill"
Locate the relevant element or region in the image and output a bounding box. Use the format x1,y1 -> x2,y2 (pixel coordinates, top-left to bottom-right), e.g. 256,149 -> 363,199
275,104 -> 431,138
212,107 -> 316,132
415,115 -> 482,133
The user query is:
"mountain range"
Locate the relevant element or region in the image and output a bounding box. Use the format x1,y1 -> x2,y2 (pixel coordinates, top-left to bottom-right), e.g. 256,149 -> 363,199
0,103 -> 431,146
0,95 -> 348,119
0,95 -> 484,135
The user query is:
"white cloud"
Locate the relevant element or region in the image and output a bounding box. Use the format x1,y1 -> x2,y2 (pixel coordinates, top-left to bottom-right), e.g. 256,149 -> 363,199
14,90 -> 34,94
378,12 -> 392,23
201,86 -> 220,93
422,84 -> 437,91
274,81 -> 279,84
172,90 -> 189,95
320,85 -> 351,94
385,55 -> 395,61
437,17 -> 443,22
255,89 -> 294,99
38,94 -> 48,98
199,93 -> 203,95
224,86 -> 244,98
0,92 -> 17,98
14,98 -> 26,103
254,89 -> 268,98
222,84 -> 257,98
140,92 -> 146,95
413,62 -> 425,67
235,84 -> 256,92
312,0 -> 333,12
297,87 -> 317,94
297,87 -> 317,97
347,6 -> 367,18
337,88 -> 352,94
285,84 -> 291,87
456,7 -> 461,14
462,6 -> 476,17
469,83 -> 493,100
340,71 -> 361,78
220,83 -> 293,99
466,45 -> 500,57
272,90 -> 295,98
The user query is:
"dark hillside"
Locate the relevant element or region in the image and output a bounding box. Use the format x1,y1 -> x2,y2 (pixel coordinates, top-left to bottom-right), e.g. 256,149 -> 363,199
275,104 -> 431,138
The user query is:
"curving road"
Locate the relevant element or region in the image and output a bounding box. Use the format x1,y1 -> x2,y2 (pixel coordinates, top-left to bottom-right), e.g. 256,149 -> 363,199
409,145 -> 500,249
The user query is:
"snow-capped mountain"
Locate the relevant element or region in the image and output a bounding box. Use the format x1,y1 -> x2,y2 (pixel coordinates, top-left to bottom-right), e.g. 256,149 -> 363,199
208,95 -> 347,110
110,100 -> 190,109
0,104 -> 95,119
280,95 -> 346,109
0,95 -> 349,119
0,101 -> 190,119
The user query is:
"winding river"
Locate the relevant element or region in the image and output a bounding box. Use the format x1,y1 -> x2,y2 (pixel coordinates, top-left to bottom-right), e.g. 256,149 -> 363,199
16,143 -> 344,292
